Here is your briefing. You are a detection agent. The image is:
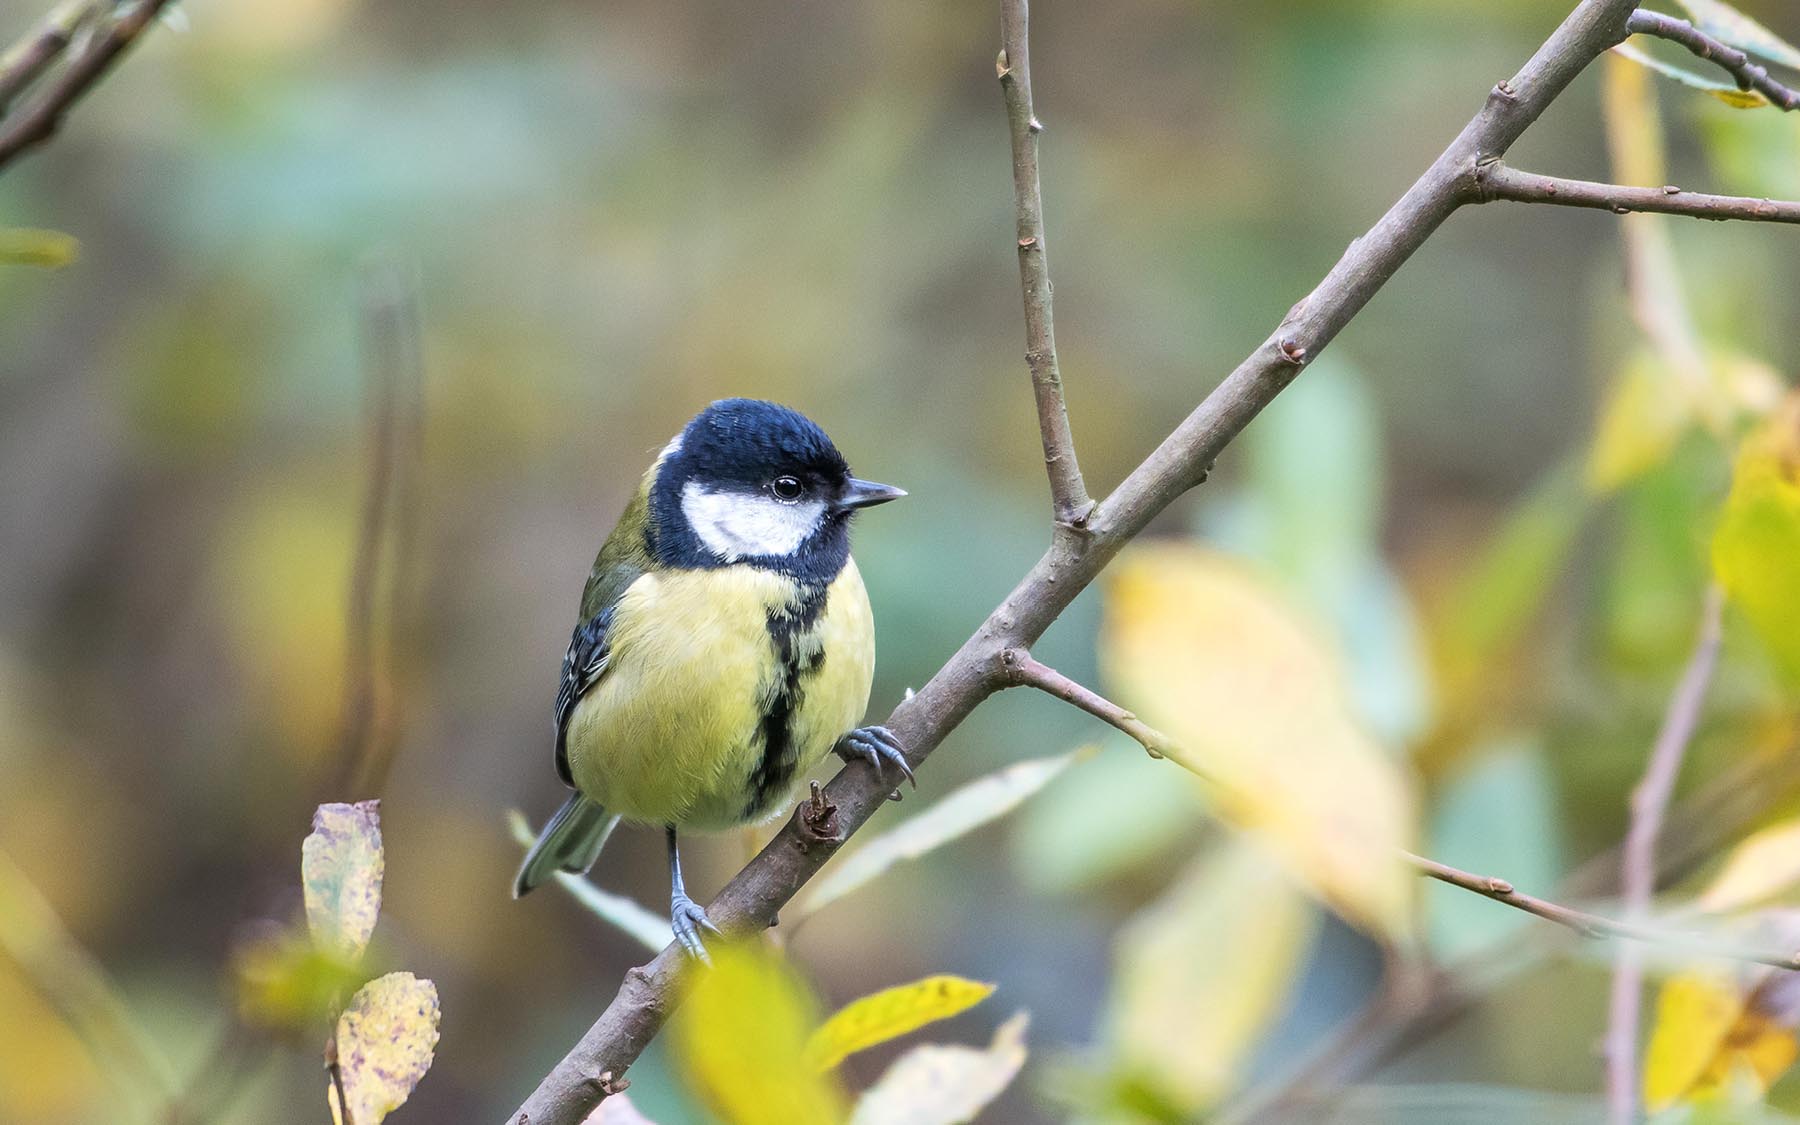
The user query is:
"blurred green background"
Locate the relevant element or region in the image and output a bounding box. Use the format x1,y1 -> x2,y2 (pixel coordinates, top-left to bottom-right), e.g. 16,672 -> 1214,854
2,0 -> 1799,1120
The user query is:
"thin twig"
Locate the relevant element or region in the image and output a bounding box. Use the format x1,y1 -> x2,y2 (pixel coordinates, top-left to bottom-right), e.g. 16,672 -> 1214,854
998,0 -> 1093,530
0,0 -> 175,174
506,3 -> 1645,1121
0,0 -> 87,114
998,648 -> 1170,758
1474,161 -> 1800,223
1626,8 -> 1800,111
1605,585 -> 1726,1124
1004,650 -> 1800,973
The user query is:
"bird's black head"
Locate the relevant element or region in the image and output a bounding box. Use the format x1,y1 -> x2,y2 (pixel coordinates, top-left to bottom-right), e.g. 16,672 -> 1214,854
647,399 -> 904,582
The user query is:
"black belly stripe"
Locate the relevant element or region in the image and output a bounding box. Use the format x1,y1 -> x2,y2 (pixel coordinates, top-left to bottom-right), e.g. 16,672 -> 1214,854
745,581 -> 831,819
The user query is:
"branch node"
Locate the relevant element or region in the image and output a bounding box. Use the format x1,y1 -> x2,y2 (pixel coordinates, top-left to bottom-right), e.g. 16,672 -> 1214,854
995,49 -> 1010,79
1018,235 -> 1038,250
798,780 -> 841,846
1485,877 -> 1515,895
1277,338 -> 1309,365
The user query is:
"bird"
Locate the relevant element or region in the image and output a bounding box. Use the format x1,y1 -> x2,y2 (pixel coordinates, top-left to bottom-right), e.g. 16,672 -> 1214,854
513,398 -> 911,960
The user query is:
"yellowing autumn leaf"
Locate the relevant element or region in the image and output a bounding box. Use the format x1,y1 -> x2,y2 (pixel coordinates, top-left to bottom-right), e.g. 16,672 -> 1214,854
1701,820 -> 1800,914
849,1012 -> 1029,1125
806,976 -> 995,1071
1588,349 -> 1695,494
1104,840 -> 1315,1114
1102,543 -> 1416,937
673,944 -> 845,1125
1713,394 -> 1800,685
328,972 -> 440,1125
1644,970 -> 1800,1112
303,802 -> 384,963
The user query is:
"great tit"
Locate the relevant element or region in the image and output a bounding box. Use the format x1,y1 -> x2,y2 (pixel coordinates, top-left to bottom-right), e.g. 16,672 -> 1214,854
513,398 -> 910,959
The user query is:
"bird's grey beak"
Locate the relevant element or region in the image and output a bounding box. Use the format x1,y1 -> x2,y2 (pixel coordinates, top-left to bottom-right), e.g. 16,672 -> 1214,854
837,478 -> 906,511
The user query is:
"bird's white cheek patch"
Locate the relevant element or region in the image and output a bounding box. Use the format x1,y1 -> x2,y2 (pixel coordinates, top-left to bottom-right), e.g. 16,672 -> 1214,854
681,482 -> 825,561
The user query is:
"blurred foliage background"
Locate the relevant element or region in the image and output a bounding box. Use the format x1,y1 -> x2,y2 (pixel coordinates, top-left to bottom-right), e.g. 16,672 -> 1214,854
3,0 -> 1800,1121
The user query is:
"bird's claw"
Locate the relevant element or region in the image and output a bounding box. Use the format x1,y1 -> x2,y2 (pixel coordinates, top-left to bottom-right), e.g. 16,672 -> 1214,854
836,725 -> 916,791
671,893 -> 720,965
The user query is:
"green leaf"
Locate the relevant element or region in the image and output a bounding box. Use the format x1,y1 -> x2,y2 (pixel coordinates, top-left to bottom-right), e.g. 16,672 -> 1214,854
1613,43 -> 1770,109
1010,741 -> 1204,895
1712,394 -> 1800,685
328,972 -> 441,1125
1102,840 -> 1316,1114
505,810 -> 668,952
1675,0 -> 1800,71
806,976 -> 995,1071
849,1012 -> 1029,1125
672,943 -> 845,1125
301,802 -> 384,963
0,228 -> 79,268
797,748 -> 1089,920
1425,739 -> 1564,960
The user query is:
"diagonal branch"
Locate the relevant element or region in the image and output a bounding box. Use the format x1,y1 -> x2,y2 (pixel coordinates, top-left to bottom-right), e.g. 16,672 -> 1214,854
998,0 -> 1094,529
1626,8 -> 1800,111
0,0 -> 176,174
0,0 -> 86,114
506,2 -> 1644,1121
1474,161 -> 1800,223
997,647 -> 1172,759
1605,584 -> 1727,1124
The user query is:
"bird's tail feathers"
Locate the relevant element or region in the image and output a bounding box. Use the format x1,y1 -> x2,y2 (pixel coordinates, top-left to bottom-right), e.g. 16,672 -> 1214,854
513,794 -> 620,898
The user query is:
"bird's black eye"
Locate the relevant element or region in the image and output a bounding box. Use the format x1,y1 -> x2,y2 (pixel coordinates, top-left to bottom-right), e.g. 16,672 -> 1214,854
771,475 -> 804,502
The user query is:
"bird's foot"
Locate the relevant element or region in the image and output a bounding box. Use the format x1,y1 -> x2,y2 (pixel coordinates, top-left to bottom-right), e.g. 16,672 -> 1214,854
835,725 -> 916,793
671,892 -> 721,965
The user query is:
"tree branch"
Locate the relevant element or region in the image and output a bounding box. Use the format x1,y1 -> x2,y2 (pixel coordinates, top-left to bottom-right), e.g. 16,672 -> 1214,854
1474,161 -> 1800,223
997,648 -> 1173,759
0,0 -> 86,114
1605,584 -> 1726,1124
1626,8 -> 1800,111
998,0 -> 1093,529
506,2 -> 1644,1121
0,0 -> 175,175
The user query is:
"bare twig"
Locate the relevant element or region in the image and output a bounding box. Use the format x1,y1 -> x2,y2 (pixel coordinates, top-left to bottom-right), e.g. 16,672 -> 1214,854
506,3 -> 1645,1121
1003,650 -> 1800,973
1605,585 -> 1726,1124
0,0 -> 87,114
998,0 -> 1092,529
1474,161 -> 1800,223
0,0 -> 175,174
1626,8 -> 1800,111
998,648 -> 1171,758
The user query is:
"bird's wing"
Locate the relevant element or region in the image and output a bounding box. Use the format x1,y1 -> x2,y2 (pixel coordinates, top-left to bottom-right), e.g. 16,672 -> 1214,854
553,604 -> 615,786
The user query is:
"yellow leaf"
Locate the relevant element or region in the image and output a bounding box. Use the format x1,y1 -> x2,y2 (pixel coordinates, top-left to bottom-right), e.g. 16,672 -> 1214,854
806,976 -> 996,1071
1644,969 -> 1800,1111
328,972 -> 440,1125
1101,544 -> 1416,937
1587,350 -> 1695,493
1700,820 -> 1800,914
673,944 -> 845,1125
1645,972 -> 1743,1113
1104,840 -> 1315,1113
303,802 -> 384,963
798,749 -> 1091,920
0,228 -> 79,268
849,1012 -> 1028,1125
1712,393 -> 1800,685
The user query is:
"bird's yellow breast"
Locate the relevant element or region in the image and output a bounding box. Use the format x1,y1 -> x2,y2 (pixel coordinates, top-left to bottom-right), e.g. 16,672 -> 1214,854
564,559 -> 875,829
